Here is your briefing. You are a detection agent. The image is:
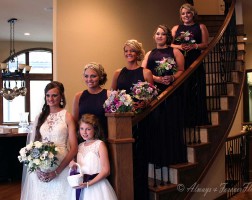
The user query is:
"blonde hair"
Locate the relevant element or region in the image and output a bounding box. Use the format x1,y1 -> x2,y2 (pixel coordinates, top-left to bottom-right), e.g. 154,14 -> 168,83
179,3 -> 198,22
123,39 -> 145,61
83,62 -> 107,85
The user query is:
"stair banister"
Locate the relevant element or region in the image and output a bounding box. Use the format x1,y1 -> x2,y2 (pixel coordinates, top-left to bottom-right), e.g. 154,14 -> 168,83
105,112 -> 135,200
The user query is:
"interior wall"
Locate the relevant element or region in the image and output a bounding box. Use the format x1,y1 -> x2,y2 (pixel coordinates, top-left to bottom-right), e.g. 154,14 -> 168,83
54,0 -> 184,112
191,145 -> 226,199
245,44 -> 252,69
194,0 -> 224,15
0,41 -> 52,62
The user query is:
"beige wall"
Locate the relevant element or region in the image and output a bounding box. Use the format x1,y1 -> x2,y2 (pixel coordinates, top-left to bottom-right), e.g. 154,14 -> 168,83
194,0 -> 225,15
245,44 -> 252,69
191,146 -> 226,199
53,0 -> 184,112
0,41 -> 52,62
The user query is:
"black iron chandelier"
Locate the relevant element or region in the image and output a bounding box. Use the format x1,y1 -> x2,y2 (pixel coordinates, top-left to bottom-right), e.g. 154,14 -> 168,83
0,18 -> 30,101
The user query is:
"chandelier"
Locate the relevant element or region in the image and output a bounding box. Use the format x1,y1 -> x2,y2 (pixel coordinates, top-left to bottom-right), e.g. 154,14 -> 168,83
0,18 -> 31,101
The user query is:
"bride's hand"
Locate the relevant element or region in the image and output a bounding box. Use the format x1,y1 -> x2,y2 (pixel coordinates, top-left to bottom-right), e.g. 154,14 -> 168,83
44,171 -> 58,182
36,169 -> 57,182
36,168 -> 47,182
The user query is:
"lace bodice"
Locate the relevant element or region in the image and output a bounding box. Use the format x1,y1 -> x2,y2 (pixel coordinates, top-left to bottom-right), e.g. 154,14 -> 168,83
40,109 -> 69,164
77,140 -> 102,175
40,109 -> 68,147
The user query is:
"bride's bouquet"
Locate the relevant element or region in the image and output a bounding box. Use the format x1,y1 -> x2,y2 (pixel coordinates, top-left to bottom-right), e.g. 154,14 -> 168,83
18,140 -> 58,173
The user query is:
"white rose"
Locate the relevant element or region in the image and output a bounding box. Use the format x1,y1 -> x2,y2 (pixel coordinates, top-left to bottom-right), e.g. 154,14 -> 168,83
48,152 -> 54,159
18,156 -> 22,162
19,147 -> 26,157
33,159 -> 41,165
26,142 -> 33,151
34,141 -> 43,148
28,155 -> 32,161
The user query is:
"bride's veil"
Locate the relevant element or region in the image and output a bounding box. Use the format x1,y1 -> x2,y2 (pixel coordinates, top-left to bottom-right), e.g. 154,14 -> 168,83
20,115 -> 38,199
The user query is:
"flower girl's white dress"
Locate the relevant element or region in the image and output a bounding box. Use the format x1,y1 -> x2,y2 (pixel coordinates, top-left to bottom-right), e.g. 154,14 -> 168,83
71,140 -> 118,200
21,110 -> 72,200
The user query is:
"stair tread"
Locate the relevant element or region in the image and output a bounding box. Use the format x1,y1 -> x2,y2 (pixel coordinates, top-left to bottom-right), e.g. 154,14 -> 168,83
148,178 -> 177,192
169,162 -> 198,170
187,142 -> 211,148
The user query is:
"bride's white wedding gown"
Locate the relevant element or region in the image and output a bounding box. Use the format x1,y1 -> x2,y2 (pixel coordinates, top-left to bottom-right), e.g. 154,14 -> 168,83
21,110 -> 72,200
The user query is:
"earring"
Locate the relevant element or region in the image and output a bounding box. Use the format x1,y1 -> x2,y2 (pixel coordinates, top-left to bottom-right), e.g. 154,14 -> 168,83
60,99 -> 64,106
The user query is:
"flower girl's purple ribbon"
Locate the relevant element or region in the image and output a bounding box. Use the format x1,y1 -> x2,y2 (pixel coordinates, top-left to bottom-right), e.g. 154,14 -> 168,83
83,173 -> 98,182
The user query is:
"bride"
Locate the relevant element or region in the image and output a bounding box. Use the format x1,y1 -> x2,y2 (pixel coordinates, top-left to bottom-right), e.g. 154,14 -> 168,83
20,81 -> 78,200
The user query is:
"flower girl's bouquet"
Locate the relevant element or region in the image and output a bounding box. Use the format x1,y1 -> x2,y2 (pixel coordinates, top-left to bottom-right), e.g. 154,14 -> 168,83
18,140 -> 58,173
103,90 -> 133,113
155,57 -> 177,76
130,81 -> 159,113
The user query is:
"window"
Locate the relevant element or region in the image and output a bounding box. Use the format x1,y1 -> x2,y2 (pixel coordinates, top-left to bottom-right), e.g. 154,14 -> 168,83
0,48 -> 53,124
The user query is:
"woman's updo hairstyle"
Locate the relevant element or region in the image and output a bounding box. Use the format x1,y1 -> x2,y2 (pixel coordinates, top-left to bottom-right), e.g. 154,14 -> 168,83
123,39 -> 145,61
83,62 -> 107,85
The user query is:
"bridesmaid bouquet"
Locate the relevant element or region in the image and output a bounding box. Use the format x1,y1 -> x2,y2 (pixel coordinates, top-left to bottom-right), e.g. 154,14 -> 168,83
103,90 -> 133,113
175,30 -> 196,56
18,140 -> 58,173
155,57 -> 177,76
131,81 -> 159,101
241,125 -> 252,133
130,81 -> 159,113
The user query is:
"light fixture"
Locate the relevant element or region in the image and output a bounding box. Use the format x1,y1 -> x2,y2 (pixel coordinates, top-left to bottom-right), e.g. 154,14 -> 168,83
243,34 -> 248,41
0,18 -> 31,101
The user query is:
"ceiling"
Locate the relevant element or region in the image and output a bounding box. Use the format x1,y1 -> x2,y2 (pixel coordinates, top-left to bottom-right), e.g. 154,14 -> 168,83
0,0 -> 52,42
0,0 -> 251,43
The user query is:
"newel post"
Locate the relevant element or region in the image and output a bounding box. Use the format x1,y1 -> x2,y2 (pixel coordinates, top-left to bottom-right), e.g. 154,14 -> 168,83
105,112 -> 135,200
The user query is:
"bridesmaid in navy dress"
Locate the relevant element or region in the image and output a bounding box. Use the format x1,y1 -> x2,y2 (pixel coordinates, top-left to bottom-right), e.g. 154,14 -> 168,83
171,3 -> 210,126
111,39 -> 153,93
142,25 -> 186,166
111,39 -> 153,200
72,62 -> 110,139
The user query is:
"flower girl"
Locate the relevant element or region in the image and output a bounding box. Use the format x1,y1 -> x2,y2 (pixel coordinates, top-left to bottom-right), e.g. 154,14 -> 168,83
69,114 -> 117,200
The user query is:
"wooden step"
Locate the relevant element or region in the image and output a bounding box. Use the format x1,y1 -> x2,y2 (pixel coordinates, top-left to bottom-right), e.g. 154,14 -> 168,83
187,142 -> 211,163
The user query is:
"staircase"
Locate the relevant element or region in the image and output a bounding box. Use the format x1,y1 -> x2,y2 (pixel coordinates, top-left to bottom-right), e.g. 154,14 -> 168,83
104,1 -> 246,200
146,3 -> 246,200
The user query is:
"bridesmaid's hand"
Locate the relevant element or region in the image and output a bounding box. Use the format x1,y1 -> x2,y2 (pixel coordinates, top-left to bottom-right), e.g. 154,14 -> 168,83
181,43 -> 189,51
162,76 -> 173,85
183,44 -> 196,52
